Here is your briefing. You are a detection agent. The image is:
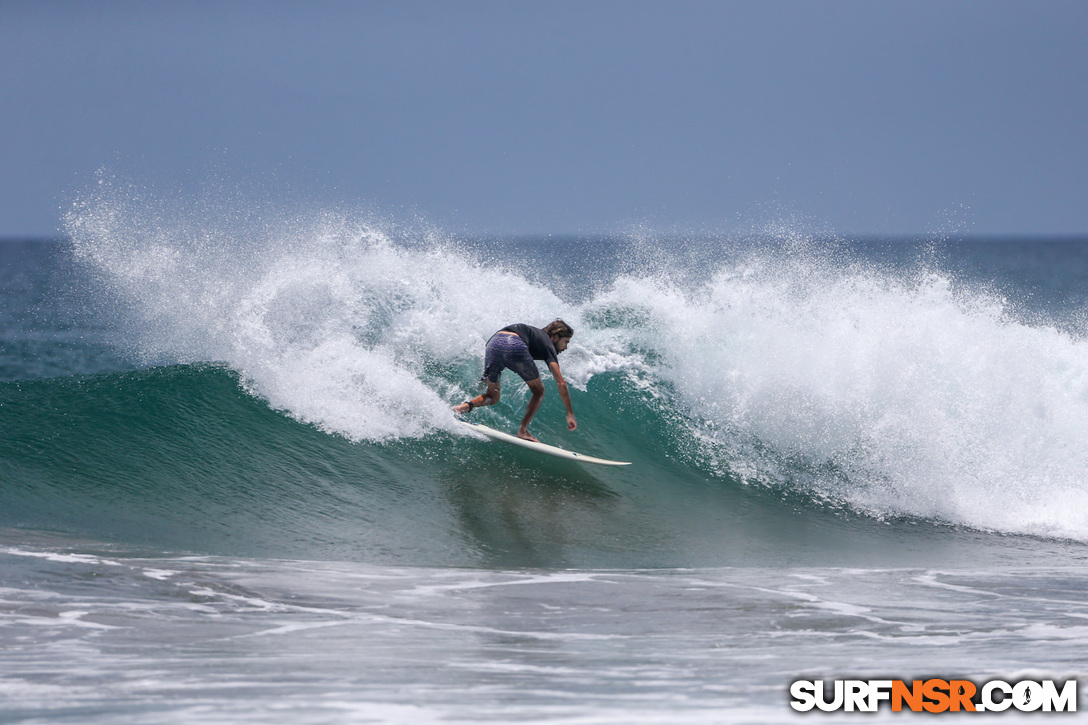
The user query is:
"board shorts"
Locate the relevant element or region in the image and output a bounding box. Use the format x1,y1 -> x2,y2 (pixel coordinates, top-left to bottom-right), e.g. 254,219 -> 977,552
482,332 -> 540,383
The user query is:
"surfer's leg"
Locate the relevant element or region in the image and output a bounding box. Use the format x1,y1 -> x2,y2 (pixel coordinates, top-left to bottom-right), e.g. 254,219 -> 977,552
479,379 -> 501,406
454,379 -> 500,414
454,335 -> 515,414
517,378 -> 545,441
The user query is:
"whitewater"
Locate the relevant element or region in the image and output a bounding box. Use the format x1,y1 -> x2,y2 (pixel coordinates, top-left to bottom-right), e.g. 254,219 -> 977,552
2,179 -> 1087,722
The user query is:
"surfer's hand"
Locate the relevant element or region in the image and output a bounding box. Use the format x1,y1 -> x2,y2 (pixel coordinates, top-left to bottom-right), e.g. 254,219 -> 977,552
567,413 -> 577,431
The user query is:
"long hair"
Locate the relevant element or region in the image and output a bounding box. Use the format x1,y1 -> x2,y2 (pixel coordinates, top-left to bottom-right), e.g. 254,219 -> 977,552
543,319 -> 574,339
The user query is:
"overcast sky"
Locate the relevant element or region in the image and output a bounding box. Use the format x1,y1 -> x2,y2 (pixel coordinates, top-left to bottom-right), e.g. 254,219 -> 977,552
3,0 -> 1086,238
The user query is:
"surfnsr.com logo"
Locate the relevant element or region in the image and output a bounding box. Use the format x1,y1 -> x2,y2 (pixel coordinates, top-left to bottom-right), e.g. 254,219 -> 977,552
790,679 -> 1078,713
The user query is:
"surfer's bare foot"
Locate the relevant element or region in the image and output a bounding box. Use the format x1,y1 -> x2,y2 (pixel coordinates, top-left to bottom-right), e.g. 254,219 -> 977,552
517,428 -> 539,442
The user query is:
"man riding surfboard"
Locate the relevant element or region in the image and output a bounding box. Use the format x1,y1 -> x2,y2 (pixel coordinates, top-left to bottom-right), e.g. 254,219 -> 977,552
453,319 -> 576,442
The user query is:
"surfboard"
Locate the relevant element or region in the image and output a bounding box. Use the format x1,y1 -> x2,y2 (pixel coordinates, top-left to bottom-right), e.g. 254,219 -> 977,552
459,419 -> 631,466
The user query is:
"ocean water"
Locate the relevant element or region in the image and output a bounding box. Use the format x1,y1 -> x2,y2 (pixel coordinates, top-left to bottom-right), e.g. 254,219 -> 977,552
3,183 -> 1088,722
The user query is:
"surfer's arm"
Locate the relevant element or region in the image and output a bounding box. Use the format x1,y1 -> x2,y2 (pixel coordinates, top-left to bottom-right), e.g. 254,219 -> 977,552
548,361 -> 577,431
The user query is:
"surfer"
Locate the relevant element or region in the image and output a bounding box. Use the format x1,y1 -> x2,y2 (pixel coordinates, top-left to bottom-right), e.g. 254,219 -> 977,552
453,320 -> 577,442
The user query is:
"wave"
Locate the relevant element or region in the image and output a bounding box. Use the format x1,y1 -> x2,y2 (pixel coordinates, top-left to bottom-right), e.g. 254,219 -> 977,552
0,364 -> 710,567
36,177 -> 1088,554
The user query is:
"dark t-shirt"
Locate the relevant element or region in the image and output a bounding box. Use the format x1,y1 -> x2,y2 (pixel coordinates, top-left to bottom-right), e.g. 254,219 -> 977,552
501,324 -> 559,366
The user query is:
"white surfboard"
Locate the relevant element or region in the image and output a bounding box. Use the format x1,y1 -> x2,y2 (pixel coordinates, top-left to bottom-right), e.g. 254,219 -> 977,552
459,420 -> 631,466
